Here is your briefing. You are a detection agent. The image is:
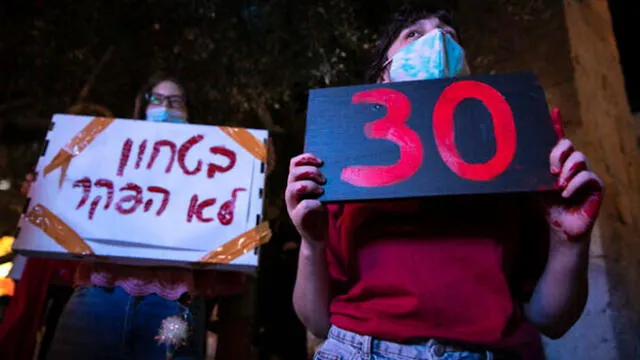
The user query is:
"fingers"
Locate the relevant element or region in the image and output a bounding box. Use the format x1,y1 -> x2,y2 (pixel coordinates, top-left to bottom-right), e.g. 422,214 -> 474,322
580,192 -> 602,220
558,150 -> 588,187
550,140 -> 603,199
289,153 -> 322,171
285,153 -> 327,218
20,182 -> 29,196
293,180 -> 324,196
20,172 -> 36,196
289,165 -> 326,184
550,139 -> 574,175
285,179 -> 324,210
550,107 -> 566,139
562,170 -> 604,199
295,198 -> 324,216
287,153 -> 325,211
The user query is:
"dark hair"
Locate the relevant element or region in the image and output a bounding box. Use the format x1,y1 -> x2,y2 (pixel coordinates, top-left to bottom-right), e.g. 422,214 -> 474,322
132,72 -> 192,120
365,3 -> 459,83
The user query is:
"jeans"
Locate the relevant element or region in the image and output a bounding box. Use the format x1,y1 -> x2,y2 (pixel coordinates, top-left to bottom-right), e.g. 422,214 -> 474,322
47,286 -> 205,360
38,284 -> 74,360
314,326 -> 501,360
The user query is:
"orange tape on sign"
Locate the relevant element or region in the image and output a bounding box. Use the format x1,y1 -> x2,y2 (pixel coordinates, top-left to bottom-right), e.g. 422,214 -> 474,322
199,222 -> 271,264
219,127 -> 267,162
44,117 -> 114,187
25,204 -> 94,255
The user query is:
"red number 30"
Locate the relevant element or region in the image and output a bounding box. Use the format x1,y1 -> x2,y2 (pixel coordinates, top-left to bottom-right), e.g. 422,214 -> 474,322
341,81 -> 517,187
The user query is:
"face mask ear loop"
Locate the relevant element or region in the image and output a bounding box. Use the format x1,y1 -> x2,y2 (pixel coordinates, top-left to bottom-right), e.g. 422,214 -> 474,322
383,57 -> 393,72
441,30 -> 450,78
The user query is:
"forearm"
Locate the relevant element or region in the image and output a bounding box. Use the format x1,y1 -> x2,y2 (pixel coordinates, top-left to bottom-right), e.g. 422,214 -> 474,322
293,239 -> 331,338
525,232 -> 590,339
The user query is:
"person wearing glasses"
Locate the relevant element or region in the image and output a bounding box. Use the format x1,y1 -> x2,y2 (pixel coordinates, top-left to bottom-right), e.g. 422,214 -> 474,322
44,74 -> 246,360
133,75 -> 192,123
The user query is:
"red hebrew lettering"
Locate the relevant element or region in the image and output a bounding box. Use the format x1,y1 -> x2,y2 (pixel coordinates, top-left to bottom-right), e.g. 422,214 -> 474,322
178,135 -> 204,175
71,179 -> 169,219
88,196 -> 102,220
72,177 -> 92,209
145,186 -> 170,216
117,139 -> 133,177
86,179 -> 115,220
207,146 -> 237,178
147,140 -> 177,173
144,199 -> 153,212
341,88 -> 423,187
94,179 -> 114,209
432,80 -> 517,181
135,140 -> 148,169
115,183 -> 143,215
217,188 -> 246,226
187,195 -> 217,223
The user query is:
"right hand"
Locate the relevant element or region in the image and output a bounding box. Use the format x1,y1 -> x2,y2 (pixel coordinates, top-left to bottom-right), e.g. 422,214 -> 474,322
285,153 -> 328,244
20,173 -> 35,196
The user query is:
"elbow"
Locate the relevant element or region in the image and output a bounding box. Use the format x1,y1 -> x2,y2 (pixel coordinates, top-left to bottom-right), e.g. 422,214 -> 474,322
525,302 -> 585,340
307,322 -> 331,339
539,310 -> 584,339
539,325 -> 571,340
529,311 -> 583,340
293,298 -> 331,339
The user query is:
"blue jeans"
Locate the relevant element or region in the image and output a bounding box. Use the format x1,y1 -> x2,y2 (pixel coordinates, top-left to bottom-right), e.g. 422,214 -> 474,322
47,286 -> 205,360
315,326 -> 496,360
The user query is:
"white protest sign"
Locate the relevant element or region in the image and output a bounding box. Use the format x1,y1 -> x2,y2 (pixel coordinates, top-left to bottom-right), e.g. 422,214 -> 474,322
13,114 -> 268,270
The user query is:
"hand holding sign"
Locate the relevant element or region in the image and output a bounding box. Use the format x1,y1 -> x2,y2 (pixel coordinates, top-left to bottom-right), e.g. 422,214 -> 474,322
285,154 -> 328,244
545,108 -> 604,242
20,173 -> 35,196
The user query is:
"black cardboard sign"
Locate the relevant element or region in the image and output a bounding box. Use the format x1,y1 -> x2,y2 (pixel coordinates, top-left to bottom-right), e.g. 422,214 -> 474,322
304,72 -> 558,202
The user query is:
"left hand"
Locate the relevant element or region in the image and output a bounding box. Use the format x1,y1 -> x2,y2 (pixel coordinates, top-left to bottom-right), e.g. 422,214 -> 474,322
20,172 -> 35,196
546,108 -> 604,242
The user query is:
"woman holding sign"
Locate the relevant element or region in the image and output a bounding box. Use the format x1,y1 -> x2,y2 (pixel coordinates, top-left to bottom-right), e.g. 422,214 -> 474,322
288,4 -> 604,360
42,74 -> 245,360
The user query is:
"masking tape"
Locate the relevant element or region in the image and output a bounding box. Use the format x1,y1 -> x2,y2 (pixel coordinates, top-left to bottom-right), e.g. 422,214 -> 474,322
44,117 -> 114,187
219,127 -> 267,162
199,222 -> 271,264
25,204 -> 94,255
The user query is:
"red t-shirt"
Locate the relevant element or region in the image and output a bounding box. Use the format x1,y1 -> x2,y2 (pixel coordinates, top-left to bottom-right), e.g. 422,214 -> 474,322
325,193 -> 548,357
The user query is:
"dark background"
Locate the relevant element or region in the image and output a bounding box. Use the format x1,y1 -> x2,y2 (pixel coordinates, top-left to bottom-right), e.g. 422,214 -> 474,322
0,1 -> 636,359
609,0 -> 639,113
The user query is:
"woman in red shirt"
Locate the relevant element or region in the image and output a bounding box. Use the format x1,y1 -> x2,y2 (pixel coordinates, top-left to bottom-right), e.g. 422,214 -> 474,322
287,4 -> 604,360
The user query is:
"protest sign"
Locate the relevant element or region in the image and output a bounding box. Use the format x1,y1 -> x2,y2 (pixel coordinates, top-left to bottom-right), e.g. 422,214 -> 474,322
305,72 -> 557,202
13,115 -> 269,271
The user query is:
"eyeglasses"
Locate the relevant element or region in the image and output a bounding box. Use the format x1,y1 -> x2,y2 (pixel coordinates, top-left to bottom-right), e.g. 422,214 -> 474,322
145,92 -> 186,109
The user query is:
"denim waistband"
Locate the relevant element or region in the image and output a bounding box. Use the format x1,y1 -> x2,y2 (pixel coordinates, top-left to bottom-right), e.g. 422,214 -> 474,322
327,325 -> 499,360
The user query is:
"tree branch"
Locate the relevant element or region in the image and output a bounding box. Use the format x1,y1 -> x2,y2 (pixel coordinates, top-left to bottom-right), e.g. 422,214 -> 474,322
76,45 -> 115,103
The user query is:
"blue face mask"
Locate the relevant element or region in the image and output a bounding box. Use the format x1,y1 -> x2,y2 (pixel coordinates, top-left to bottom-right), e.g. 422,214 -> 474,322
388,28 -> 470,82
146,107 -> 188,124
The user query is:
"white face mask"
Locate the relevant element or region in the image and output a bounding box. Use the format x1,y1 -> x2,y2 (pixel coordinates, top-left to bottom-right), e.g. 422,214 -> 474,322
146,107 -> 188,124
388,28 -> 470,82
